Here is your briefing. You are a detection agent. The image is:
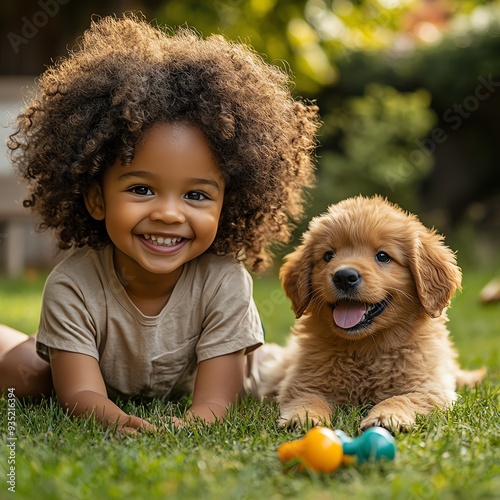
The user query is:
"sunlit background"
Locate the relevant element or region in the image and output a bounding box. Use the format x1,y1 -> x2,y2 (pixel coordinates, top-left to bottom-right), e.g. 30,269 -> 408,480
1,0 -> 499,277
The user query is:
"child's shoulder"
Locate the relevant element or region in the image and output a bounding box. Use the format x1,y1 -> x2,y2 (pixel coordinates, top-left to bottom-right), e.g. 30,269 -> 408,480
50,246 -> 95,270
45,246 -> 110,285
191,252 -> 254,288
195,252 -> 247,273
183,253 -> 256,304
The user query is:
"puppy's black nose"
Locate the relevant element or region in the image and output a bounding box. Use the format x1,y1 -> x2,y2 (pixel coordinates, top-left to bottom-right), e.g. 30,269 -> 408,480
333,268 -> 361,291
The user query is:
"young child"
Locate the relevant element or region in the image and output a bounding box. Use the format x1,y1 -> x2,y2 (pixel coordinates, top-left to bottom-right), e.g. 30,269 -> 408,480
0,15 -> 319,432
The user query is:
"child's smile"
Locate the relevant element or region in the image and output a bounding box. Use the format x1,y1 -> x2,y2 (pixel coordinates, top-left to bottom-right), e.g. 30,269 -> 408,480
142,235 -> 183,247
139,234 -> 188,252
85,121 -> 225,290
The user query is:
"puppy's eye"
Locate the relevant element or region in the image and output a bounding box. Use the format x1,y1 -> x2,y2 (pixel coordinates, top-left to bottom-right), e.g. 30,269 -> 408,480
375,251 -> 391,263
323,251 -> 334,262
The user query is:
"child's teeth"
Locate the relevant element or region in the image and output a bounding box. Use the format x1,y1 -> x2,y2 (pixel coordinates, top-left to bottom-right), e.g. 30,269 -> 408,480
145,235 -> 180,246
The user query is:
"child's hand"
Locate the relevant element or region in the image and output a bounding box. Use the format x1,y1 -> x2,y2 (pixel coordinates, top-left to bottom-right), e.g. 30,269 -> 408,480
158,415 -> 188,431
170,416 -> 187,429
116,415 -> 157,435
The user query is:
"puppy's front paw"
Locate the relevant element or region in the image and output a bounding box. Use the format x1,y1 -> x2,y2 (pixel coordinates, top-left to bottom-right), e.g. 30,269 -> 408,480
360,402 -> 416,432
279,408 -> 329,429
278,414 -> 319,429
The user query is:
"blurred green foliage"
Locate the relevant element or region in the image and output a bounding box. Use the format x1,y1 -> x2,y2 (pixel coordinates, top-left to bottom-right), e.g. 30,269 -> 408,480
154,0 -> 500,96
153,0 -> 500,254
315,83 -> 437,214
2,0 -> 498,267
156,0 -> 335,93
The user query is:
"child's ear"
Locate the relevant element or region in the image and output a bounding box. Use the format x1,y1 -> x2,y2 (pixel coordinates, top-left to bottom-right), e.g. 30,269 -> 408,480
84,183 -> 105,221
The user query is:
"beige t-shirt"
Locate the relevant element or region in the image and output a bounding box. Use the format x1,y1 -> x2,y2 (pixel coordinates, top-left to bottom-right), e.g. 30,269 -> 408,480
36,245 -> 264,401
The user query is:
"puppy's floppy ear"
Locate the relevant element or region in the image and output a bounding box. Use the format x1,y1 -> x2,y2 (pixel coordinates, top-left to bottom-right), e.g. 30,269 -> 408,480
279,243 -> 314,318
409,227 -> 462,318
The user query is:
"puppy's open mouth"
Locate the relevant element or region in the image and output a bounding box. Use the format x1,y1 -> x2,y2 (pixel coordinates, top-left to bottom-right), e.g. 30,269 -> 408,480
332,299 -> 388,330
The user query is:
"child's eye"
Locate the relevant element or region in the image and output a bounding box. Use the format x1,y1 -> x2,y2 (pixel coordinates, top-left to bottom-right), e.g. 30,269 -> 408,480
184,191 -> 208,201
129,185 -> 153,196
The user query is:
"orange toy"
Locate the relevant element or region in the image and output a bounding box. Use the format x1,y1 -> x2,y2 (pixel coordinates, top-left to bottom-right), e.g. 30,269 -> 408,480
278,426 -> 396,473
277,427 -> 343,473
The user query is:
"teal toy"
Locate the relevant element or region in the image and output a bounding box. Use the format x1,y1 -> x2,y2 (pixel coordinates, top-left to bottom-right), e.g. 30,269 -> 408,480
335,427 -> 396,463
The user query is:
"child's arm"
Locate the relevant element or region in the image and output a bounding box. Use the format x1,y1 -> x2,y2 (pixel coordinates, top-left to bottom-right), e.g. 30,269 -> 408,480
187,348 -> 246,423
50,349 -> 155,433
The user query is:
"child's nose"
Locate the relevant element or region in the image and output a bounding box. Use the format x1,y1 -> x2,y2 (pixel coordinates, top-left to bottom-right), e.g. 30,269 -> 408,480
149,196 -> 186,224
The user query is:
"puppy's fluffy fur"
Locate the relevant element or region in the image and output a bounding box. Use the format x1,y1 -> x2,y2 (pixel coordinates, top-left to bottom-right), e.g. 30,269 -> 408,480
257,196 -> 485,431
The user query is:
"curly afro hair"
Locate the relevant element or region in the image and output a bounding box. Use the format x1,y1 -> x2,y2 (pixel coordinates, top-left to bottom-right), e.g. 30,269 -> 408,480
8,14 -> 319,272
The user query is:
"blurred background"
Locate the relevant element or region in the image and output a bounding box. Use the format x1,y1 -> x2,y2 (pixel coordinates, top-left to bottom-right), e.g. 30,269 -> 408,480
1,0 -> 499,278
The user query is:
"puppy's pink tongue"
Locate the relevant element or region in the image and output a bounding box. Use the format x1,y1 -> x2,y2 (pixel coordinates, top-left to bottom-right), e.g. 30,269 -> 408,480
333,301 -> 366,329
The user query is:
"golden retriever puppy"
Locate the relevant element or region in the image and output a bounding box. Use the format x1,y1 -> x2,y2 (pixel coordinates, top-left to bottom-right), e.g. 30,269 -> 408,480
256,195 -> 486,431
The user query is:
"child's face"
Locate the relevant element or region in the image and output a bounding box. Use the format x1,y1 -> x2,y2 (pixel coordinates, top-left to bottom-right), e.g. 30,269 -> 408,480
85,122 -> 225,279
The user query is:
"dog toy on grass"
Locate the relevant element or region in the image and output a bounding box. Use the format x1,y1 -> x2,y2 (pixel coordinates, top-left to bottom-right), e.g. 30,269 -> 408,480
277,426 -> 396,473
335,427 -> 396,463
277,427 -> 344,473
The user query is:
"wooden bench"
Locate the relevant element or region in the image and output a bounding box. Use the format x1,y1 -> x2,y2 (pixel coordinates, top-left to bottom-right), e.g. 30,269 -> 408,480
0,77 -> 61,276
0,175 -> 59,276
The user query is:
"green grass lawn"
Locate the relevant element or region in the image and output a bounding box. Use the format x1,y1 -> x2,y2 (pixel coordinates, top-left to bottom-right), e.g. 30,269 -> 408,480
1,267 -> 499,500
